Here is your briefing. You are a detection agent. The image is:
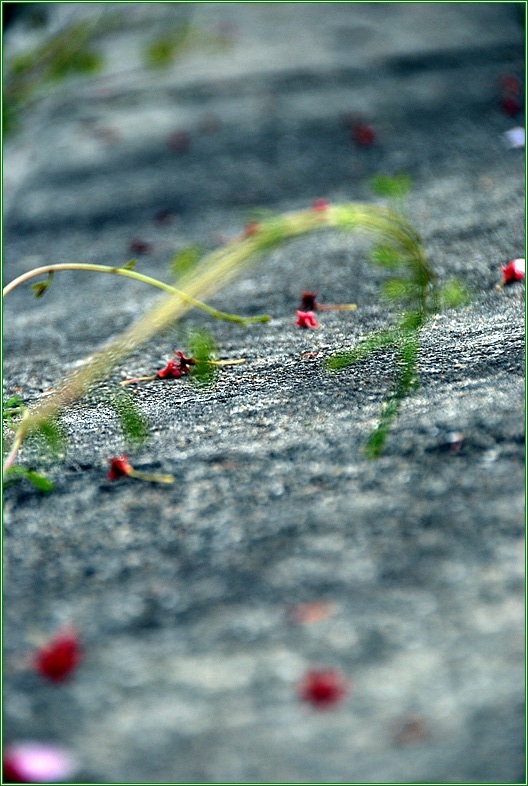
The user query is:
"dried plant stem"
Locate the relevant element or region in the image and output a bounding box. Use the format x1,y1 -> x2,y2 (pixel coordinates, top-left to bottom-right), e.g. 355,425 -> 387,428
3,425 -> 27,472
127,469 -> 174,484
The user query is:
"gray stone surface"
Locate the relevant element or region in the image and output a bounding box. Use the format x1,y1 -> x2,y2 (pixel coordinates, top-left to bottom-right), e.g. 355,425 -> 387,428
3,4 -> 525,783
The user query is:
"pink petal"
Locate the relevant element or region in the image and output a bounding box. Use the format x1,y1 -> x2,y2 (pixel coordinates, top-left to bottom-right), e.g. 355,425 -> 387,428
3,742 -> 77,783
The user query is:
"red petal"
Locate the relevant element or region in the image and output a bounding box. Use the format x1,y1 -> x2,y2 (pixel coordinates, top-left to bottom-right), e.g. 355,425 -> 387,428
299,669 -> 348,707
33,629 -> 82,683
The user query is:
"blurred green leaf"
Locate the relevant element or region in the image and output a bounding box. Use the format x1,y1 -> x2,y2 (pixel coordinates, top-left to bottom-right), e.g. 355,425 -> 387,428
170,246 -> 201,280
144,23 -> 192,68
437,278 -> 469,310
370,245 -> 403,269
45,24 -> 102,80
112,391 -> 148,444
326,328 -> 399,371
371,174 -> 412,200
35,420 -> 65,454
3,395 -> 25,419
4,465 -> 54,493
187,329 -> 217,387
381,277 -> 412,302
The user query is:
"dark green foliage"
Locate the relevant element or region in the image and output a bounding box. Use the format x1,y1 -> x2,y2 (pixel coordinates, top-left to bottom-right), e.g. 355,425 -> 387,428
370,245 -> 404,269
326,328 -> 399,371
187,329 -> 217,387
327,189 -> 466,456
144,23 -> 192,68
435,279 -> 470,310
3,95 -> 22,135
34,420 -> 65,455
3,395 -> 25,420
112,392 -> 148,444
170,246 -> 201,280
363,333 -> 419,459
4,22 -> 103,136
45,26 -> 102,81
371,174 -> 412,200
4,465 -> 55,493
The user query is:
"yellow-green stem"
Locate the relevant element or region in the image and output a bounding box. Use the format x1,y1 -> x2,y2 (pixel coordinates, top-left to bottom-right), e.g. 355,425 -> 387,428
2,262 -> 270,325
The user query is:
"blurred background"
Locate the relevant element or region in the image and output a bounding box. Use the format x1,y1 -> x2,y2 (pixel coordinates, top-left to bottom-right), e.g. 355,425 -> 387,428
3,4 -> 524,784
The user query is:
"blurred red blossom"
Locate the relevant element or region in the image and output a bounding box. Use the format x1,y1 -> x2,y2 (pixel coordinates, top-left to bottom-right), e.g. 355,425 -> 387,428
107,455 -> 133,481
500,258 -> 525,285
298,668 -> 349,708
295,310 -> 319,329
33,628 -> 82,683
351,123 -> 376,147
3,742 -> 77,783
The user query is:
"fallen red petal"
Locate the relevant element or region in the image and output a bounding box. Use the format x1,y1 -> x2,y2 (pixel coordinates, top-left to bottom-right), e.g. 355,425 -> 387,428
33,628 -> 82,683
289,601 -> 334,625
299,668 -> 349,708
129,237 -> 153,255
499,95 -> 522,117
351,123 -> 376,146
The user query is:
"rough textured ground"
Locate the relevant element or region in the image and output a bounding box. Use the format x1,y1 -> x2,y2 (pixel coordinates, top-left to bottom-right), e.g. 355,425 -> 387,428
3,4 -> 525,784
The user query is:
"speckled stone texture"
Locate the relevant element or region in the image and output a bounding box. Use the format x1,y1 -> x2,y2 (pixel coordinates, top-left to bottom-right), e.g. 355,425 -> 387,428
3,4 -> 524,783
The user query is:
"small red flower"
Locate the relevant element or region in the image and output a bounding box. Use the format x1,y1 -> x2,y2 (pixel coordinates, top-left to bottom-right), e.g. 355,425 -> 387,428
107,454 -> 132,480
107,455 -> 173,485
351,123 -> 376,147
295,310 -> 319,329
129,237 -> 153,255
298,668 -> 348,708
311,198 -> 329,212
501,258 -> 525,285
33,628 -> 82,683
155,358 -> 184,379
499,95 -> 522,117
156,351 -> 196,378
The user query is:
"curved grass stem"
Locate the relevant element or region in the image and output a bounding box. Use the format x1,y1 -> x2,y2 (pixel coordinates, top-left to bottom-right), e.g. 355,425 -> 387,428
3,262 -> 270,325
